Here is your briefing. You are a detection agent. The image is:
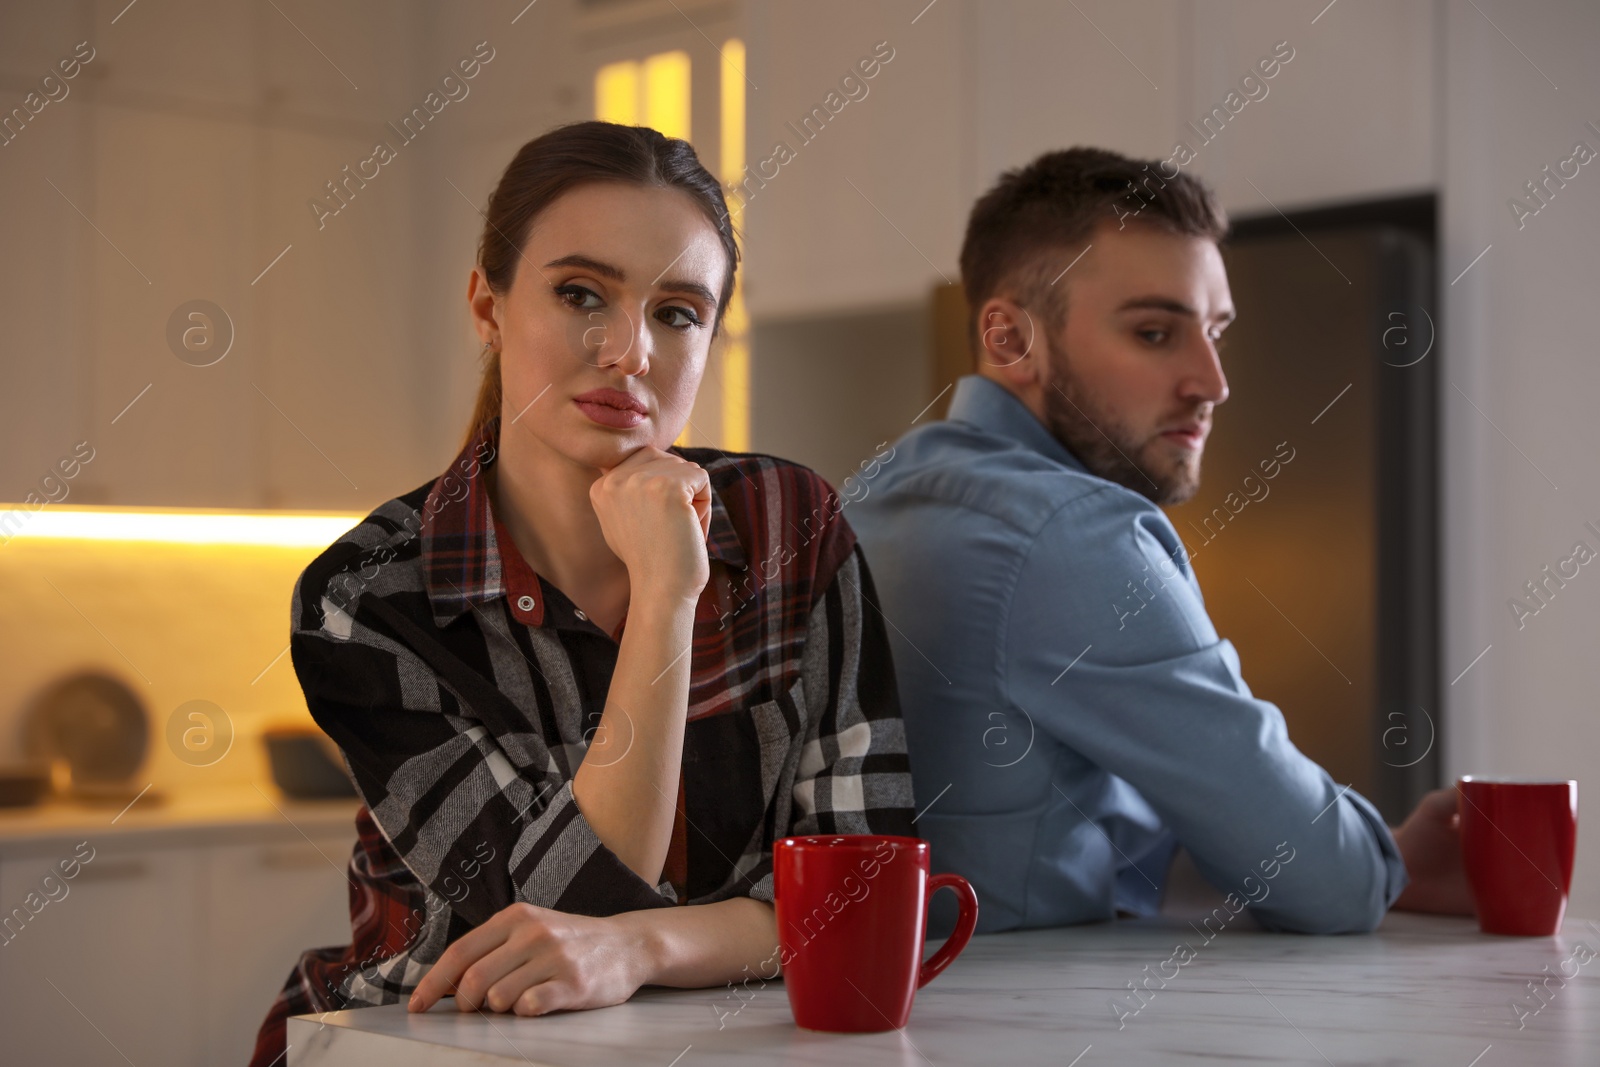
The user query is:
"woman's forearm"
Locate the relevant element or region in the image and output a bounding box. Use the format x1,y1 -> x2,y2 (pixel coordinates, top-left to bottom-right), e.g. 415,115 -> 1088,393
621,895 -> 780,989
570,589 -> 699,885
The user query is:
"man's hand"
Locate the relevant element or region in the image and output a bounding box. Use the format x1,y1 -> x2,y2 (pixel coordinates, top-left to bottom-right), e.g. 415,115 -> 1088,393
589,445 -> 711,604
408,903 -> 650,1016
1390,787 -> 1476,915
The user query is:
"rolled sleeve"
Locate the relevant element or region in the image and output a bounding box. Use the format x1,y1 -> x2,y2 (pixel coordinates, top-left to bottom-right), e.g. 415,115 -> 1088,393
291,582 -> 673,929
1003,489 -> 1407,934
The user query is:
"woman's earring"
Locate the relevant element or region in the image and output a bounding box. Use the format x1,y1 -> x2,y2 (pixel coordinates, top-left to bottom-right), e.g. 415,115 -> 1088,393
482,340 -> 496,354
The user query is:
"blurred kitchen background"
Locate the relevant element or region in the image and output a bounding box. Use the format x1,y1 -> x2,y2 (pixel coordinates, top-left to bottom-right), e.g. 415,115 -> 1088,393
1,1 -> 1597,1063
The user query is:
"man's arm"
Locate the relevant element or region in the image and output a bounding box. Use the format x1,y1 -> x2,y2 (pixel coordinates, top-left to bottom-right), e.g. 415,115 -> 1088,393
1004,489 -> 1408,934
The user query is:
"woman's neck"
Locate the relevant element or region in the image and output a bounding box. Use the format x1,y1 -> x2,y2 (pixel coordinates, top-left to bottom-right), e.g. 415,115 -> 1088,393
488,425 -> 630,627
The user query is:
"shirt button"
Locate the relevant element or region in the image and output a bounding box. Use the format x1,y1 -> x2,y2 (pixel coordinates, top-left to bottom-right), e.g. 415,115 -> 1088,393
574,609 -> 588,621
516,595 -> 535,612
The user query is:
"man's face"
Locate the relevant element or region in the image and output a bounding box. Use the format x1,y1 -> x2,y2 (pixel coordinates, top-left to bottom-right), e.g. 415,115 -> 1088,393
1038,220 -> 1234,505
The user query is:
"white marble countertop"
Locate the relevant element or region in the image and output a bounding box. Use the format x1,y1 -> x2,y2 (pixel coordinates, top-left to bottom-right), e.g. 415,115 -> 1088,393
288,910 -> 1600,1066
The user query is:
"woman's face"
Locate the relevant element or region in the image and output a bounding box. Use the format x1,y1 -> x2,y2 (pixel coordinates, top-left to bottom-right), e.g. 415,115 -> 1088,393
473,181 -> 728,470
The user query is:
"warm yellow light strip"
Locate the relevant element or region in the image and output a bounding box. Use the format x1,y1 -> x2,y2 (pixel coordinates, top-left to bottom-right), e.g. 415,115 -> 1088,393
644,50 -> 691,141
638,46 -> 692,448
1,507 -> 363,547
596,60 -> 640,125
721,285 -> 750,451
720,39 -> 745,185
720,38 -> 749,452
722,338 -> 750,451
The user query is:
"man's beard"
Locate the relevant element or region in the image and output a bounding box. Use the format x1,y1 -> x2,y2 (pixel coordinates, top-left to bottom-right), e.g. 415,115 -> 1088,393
1040,350 -> 1203,507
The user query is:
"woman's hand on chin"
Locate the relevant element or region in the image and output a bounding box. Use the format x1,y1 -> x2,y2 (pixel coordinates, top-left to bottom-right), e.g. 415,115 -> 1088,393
590,445 -> 712,604
408,903 -> 653,1016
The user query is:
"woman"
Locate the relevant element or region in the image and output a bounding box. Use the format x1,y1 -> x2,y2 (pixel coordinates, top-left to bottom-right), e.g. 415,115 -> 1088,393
249,121 -> 916,1065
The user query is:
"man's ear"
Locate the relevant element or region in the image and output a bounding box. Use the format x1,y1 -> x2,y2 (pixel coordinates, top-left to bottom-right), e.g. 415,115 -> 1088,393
974,296 -> 1044,387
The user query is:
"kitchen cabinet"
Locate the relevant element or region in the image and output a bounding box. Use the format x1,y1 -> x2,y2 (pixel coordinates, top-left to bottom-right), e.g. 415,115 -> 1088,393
0,0 -> 447,512
0,844 -> 205,1066
203,836 -> 355,1065
0,796 -> 358,1066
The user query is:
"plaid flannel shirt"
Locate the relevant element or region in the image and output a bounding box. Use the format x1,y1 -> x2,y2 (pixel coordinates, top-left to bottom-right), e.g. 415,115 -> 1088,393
249,417 -> 916,1066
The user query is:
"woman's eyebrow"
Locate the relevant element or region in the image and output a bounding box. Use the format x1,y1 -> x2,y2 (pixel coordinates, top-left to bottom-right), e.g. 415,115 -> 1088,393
543,253 -> 715,306
657,277 -> 717,306
543,253 -> 624,280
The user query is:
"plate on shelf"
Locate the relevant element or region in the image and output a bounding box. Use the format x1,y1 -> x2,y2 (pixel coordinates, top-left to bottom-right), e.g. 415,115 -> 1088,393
23,670 -> 150,801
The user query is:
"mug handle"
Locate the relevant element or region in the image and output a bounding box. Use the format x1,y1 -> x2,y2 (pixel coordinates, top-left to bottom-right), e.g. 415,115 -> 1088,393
917,872 -> 979,989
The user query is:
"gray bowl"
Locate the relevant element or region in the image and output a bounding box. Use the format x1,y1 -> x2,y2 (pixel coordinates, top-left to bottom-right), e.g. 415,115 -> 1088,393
0,764 -> 51,808
262,731 -> 356,800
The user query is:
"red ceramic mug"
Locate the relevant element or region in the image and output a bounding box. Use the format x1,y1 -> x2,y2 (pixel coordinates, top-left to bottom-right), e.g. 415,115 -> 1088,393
1458,777 -> 1578,936
774,834 -> 978,1032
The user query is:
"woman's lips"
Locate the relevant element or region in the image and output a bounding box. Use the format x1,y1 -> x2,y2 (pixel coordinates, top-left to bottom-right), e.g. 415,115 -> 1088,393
573,389 -> 647,429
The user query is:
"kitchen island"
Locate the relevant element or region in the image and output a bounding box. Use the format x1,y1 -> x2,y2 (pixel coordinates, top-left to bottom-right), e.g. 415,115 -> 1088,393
289,910 -> 1598,1066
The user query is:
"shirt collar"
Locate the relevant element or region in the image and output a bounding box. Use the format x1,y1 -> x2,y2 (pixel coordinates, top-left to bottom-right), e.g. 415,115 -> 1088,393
420,416 -> 747,628
945,374 -> 1088,472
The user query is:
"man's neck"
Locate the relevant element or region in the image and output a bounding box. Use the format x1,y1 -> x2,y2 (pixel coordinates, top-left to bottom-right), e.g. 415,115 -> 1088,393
975,365 -> 1050,426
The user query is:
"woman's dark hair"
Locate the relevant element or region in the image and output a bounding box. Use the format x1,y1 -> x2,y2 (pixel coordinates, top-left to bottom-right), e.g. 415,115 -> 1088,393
465,120 -> 739,448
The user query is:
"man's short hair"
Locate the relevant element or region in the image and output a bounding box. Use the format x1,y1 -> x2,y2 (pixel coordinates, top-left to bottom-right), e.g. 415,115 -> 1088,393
959,147 -> 1229,353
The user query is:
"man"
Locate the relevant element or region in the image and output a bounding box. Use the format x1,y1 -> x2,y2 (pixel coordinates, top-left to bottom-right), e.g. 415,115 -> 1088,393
850,148 -> 1471,936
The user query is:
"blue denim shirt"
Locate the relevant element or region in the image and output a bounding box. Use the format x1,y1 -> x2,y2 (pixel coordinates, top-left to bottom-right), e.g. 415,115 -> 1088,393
850,375 -> 1407,935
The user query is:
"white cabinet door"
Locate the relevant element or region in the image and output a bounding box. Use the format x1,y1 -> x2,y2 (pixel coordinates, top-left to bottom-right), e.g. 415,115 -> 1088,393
0,844 -> 205,1067
203,834 -> 356,1065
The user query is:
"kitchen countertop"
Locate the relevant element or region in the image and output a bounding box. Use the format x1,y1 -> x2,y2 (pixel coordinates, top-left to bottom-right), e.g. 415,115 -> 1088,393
0,784 -> 359,852
287,910 -> 1600,1066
